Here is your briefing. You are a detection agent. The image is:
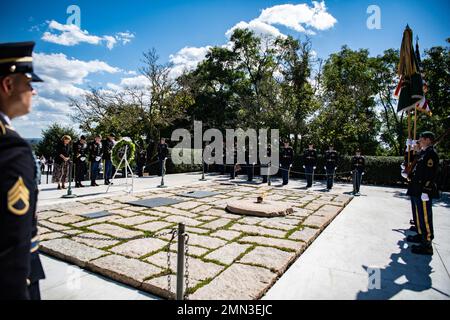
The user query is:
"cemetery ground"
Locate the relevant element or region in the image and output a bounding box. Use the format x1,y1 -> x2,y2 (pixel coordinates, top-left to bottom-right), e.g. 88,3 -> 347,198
36,172 -> 450,300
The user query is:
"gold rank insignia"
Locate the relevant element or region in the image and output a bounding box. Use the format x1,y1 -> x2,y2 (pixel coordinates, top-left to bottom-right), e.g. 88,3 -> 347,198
7,177 -> 30,216
427,159 -> 434,168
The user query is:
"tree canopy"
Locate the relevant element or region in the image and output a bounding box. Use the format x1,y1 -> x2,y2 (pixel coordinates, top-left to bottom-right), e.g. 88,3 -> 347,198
40,30 -> 450,158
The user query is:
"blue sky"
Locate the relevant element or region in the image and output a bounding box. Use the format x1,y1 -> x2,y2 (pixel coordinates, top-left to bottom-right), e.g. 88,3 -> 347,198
1,0 -> 449,138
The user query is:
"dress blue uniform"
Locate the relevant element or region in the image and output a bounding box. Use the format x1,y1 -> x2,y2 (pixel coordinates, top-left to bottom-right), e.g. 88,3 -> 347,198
0,42 -> 45,300
406,132 -> 439,255
303,148 -> 317,188
280,145 -> 294,185
351,152 -> 365,195
324,149 -> 338,190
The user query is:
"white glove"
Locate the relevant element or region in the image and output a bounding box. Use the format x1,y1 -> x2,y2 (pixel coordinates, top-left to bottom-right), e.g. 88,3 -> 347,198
324,167 -> 327,170
421,193 -> 429,202
80,157 -> 86,162
405,139 -> 412,148
95,156 -> 102,162
302,166 -> 305,169
313,167 -> 316,170
411,140 -> 418,148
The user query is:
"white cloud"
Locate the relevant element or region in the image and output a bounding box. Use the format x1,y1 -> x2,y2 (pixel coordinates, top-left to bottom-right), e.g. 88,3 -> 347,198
13,52 -> 121,137
168,46 -> 211,78
225,20 -> 286,39
226,1 -> 337,39
41,20 -> 136,50
119,75 -> 151,88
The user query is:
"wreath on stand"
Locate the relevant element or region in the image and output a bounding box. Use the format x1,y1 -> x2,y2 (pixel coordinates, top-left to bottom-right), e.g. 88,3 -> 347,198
112,137 -> 136,169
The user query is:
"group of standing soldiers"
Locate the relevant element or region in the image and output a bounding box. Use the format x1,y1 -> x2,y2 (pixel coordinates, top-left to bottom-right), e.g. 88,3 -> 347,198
214,139 -> 366,194
66,133 -> 116,188
280,141 -> 365,194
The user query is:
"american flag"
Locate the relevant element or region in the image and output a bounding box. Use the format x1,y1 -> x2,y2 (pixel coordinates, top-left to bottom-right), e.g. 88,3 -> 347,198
414,37 -> 432,116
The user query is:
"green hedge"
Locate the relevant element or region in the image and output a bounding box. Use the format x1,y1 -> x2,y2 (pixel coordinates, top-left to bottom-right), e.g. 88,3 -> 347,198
146,148 -> 203,175
289,156 -> 405,187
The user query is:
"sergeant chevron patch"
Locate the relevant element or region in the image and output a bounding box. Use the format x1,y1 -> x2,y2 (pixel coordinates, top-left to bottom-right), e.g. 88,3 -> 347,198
7,177 -> 30,216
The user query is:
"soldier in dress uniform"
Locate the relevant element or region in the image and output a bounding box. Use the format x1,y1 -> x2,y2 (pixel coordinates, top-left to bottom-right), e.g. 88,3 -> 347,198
102,133 -> 116,185
261,142 -> 272,184
157,138 -> 169,177
0,41 -> 45,300
406,131 -> 439,255
303,143 -> 317,188
229,141 -> 238,180
351,149 -> 365,196
89,135 -> 103,187
280,140 -> 294,185
73,135 -> 88,188
324,145 -> 338,190
245,143 -> 256,182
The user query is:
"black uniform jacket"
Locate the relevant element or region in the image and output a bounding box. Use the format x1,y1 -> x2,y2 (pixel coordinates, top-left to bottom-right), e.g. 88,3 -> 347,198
325,150 -> 338,168
280,147 -> 294,167
89,141 -> 103,162
351,155 -> 366,171
157,143 -> 169,160
102,139 -> 115,161
303,149 -> 317,167
73,140 -> 88,162
407,146 -> 439,199
0,114 -> 45,300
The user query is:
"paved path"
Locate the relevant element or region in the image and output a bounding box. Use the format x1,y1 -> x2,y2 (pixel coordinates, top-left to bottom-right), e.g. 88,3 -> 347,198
264,185 -> 450,300
37,173 -> 450,300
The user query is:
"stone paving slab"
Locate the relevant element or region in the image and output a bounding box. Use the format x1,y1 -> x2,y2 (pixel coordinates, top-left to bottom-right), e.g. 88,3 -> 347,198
210,230 -> 242,241
110,238 -> 168,258
113,215 -> 158,226
88,223 -> 143,238
37,181 -> 352,300
288,227 -> 321,244
89,255 -> 162,288
40,239 -> 106,267
239,246 -> 294,274
205,243 -> 252,265
189,263 -> 278,300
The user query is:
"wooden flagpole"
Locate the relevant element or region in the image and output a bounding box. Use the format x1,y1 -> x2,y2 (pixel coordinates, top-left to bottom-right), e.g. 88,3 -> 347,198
407,110 -> 412,165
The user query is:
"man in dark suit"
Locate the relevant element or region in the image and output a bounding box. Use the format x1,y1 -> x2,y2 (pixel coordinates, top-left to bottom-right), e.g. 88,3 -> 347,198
0,41 -> 45,300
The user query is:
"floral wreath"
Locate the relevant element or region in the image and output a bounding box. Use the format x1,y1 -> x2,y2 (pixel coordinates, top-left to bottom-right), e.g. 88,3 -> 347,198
112,137 -> 136,169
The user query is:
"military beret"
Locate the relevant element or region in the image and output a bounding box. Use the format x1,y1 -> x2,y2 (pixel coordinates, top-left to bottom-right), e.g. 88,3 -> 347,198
0,41 -> 43,82
420,131 -> 435,140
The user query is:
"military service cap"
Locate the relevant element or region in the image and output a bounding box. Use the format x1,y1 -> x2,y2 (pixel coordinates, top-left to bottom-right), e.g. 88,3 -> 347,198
0,41 -> 43,82
420,131 -> 435,140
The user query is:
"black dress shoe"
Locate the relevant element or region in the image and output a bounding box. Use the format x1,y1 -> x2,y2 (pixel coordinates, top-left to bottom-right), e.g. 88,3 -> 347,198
412,244 -> 433,255
406,234 -> 422,243
409,226 -> 418,232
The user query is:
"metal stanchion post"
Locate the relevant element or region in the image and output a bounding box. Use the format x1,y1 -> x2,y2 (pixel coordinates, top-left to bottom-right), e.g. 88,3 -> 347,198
268,163 -> 271,186
62,161 -> 77,198
200,161 -> 207,181
176,223 -> 186,300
